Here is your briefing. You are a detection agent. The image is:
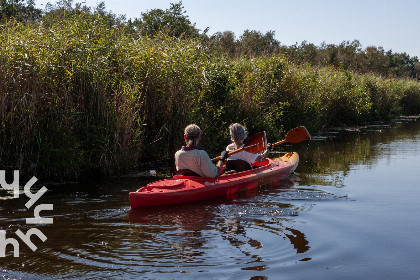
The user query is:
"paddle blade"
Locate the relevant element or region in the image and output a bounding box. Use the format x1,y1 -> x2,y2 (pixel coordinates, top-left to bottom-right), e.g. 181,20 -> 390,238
284,126 -> 311,144
273,126 -> 311,147
243,131 -> 266,154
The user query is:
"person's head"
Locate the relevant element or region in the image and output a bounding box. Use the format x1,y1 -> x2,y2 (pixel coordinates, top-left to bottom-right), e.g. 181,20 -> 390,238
229,123 -> 247,142
184,124 -> 202,146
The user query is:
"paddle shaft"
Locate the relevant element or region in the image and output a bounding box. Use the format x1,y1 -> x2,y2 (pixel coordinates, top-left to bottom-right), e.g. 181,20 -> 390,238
212,131 -> 266,162
212,126 -> 310,162
215,142 -> 261,160
272,139 -> 286,146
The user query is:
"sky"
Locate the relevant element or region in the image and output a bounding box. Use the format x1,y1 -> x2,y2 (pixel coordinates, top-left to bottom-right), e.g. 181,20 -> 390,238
35,0 -> 420,58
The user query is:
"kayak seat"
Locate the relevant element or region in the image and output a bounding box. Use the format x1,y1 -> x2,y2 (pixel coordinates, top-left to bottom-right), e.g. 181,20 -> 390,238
224,159 -> 252,173
252,159 -> 270,168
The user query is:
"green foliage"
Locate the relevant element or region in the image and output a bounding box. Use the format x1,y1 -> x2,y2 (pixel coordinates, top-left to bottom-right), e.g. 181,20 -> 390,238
130,1 -> 199,38
0,12 -> 144,180
1,3 -> 420,181
0,0 -> 41,22
238,30 -> 280,56
208,31 -> 236,57
2,0 -> 420,81
398,81 -> 420,115
285,40 -> 420,81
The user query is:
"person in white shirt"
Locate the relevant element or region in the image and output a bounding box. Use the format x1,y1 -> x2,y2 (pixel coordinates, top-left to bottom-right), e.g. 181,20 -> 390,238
224,123 -> 271,173
175,124 -> 227,177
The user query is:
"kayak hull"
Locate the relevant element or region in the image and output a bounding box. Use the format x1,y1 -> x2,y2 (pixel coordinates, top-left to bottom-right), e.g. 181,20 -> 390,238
129,152 -> 299,208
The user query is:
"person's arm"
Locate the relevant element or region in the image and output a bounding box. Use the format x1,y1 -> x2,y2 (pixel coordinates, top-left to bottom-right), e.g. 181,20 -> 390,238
255,143 -> 272,162
198,150 -> 227,178
215,151 -> 228,176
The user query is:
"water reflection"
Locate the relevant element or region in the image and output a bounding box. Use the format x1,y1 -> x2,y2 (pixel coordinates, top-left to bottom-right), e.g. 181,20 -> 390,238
284,227 -> 310,254
127,176 -> 313,272
1,119 -> 419,279
298,120 -> 420,179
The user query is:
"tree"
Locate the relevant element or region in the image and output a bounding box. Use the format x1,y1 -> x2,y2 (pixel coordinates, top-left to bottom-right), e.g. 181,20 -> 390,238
286,41 -> 318,64
0,0 -> 41,22
208,31 -> 236,56
237,30 -> 280,56
387,51 -> 416,78
42,1 -> 124,28
336,40 -> 363,70
132,1 -> 198,38
362,46 -> 389,76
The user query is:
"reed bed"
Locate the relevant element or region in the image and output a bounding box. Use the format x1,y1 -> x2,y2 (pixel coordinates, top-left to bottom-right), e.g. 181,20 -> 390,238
1,14 -> 419,181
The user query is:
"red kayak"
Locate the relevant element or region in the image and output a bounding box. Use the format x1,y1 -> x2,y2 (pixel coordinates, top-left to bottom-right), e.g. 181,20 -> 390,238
129,152 -> 299,208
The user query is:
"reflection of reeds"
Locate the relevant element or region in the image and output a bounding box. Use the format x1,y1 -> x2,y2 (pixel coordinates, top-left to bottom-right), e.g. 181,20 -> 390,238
1,14 -> 419,181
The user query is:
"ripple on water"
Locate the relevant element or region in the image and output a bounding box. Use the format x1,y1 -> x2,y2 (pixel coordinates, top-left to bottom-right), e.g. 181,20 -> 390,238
0,174 -> 348,279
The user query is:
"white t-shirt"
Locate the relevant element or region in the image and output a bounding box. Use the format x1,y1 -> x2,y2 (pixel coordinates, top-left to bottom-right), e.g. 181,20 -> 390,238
226,143 -> 259,165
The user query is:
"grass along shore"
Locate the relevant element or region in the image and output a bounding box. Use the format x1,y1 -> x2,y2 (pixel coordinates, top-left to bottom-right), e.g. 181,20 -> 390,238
1,14 -> 420,181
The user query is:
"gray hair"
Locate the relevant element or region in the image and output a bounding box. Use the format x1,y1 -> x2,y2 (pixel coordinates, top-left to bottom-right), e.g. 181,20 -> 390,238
229,123 -> 248,141
184,124 -> 201,146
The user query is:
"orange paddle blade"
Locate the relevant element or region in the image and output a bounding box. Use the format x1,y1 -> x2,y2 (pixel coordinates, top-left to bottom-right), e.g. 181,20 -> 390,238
273,126 -> 311,146
243,131 -> 266,154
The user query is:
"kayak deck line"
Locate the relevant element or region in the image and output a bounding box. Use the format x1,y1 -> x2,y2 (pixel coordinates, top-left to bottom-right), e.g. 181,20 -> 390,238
129,152 -> 299,208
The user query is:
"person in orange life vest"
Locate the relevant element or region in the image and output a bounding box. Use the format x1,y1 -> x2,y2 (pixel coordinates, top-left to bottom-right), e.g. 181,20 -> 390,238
175,124 -> 228,177
224,123 -> 272,173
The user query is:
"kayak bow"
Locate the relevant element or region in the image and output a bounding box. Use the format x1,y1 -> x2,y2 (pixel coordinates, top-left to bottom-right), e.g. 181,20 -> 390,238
129,152 -> 299,208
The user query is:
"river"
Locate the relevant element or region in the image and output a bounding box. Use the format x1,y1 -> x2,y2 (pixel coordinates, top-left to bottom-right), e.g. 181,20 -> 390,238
1,118 -> 419,279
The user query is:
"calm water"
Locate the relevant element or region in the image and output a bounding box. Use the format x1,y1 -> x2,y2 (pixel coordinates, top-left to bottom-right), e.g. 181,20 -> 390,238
1,119 -> 419,279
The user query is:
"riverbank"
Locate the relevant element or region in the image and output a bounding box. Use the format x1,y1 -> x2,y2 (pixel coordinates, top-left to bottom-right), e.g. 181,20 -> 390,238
43,115 -> 419,187
1,13 -> 420,182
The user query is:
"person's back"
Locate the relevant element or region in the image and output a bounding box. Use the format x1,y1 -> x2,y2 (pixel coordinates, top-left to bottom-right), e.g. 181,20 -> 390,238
175,124 -> 227,178
175,146 -> 218,177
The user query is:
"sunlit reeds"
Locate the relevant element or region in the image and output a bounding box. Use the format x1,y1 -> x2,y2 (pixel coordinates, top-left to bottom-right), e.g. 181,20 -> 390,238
1,13 -> 419,180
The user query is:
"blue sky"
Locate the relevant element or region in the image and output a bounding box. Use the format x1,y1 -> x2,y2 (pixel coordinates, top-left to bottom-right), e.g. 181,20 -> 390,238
35,0 -> 420,58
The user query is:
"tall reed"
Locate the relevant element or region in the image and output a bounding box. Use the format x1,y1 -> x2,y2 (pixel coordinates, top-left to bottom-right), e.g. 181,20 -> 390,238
1,14 -> 420,181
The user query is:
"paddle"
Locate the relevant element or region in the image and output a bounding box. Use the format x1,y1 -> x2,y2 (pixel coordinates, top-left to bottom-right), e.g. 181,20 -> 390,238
271,126 -> 311,148
211,131 -> 266,162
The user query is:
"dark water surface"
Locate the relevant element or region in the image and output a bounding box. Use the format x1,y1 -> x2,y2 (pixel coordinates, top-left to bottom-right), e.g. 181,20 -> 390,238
1,119 -> 420,279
